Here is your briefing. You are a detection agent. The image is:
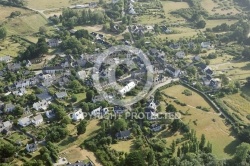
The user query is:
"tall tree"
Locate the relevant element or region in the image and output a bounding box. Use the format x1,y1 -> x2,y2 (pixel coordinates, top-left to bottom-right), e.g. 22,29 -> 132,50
0,26 -> 7,40
77,120 -> 88,135
124,151 -> 146,166
199,134 -> 206,151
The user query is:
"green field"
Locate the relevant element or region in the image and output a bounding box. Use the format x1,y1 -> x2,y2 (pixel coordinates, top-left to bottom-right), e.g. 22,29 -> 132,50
110,139 -> 134,153
201,0 -> 240,15
0,5 -> 33,22
5,13 -> 48,36
160,85 -> 240,159
221,93 -> 250,125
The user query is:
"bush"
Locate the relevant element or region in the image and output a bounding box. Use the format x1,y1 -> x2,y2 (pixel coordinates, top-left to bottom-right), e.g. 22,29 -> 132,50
182,89 -> 192,96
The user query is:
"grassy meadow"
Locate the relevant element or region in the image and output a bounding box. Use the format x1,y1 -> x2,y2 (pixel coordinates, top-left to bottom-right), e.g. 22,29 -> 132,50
160,85 -> 240,159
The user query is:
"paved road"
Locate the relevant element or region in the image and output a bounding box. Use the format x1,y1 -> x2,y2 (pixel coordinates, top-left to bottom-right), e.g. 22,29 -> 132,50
146,78 -> 179,98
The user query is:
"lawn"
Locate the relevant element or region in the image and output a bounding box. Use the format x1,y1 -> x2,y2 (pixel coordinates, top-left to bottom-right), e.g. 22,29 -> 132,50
110,139 -> 134,153
5,13 -> 48,36
205,19 -> 237,29
160,85 -> 240,159
210,60 -> 250,81
0,5 -> 32,22
57,119 -> 101,151
0,38 -> 26,57
26,0 -> 98,10
221,93 -> 250,125
157,26 -> 198,40
201,0 -> 240,15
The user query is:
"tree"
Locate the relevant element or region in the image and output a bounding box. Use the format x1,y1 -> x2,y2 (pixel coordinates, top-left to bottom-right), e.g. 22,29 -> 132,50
46,126 -> 68,142
166,104 -> 177,112
0,26 -> 7,40
86,90 -> 94,102
77,120 -> 87,135
0,141 -> 16,161
242,47 -> 250,59
81,102 -> 89,112
196,20 -> 206,29
171,140 -> 176,154
199,134 -> 206,151
220,74 -> 229,86
234,142 -> 250,164
114,119 -> 127,131
124,151 -> 146,166
39,26 -> 47,34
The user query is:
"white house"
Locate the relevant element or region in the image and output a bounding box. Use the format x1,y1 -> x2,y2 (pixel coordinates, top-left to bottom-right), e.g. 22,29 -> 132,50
201,42 -> 211,49
165,65 -> 181,78
26,143 -> 37,153
32,114 -> 43,126
76,70 -> 86,80
91,107 -> 109,117
0,56 -> 12,63
18,117 -> 31,127
55,91 -> 67,99
175,51 -> 185,59
47,39 -> 62,47
5,103 -> 15,113
33,100 -> 50,111
45,110 -> 55,119
119,81 -> 136,96
0,121 -> 12,132
148,100 -> 157,110
72,109 -> 84,121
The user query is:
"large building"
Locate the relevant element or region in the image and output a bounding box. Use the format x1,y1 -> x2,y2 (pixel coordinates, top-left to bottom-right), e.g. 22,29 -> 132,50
119,81 -> 136,96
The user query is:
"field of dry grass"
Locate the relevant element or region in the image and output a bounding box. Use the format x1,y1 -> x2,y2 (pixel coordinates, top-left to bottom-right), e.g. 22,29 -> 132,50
160,85 -> 240,159
110,139 -> 134,153
201,0 -> 240,15
205,19 -> 237,29
0,38 -> 25,57
162,1 -> 189,22
0,5 -> 32,22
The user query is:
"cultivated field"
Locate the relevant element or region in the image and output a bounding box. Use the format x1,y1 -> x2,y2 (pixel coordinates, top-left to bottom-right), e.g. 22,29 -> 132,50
201,0 -> 240,15
160,85 -> 240,159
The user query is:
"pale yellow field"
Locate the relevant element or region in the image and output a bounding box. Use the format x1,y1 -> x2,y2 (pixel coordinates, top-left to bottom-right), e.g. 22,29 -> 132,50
222,93 -> 250,125
205,19 -> 237,29
162,1 -> 189,22
0,5 -> 32,21
201,0 -> 240,15
160,85 -> 240,159
110,139 -> 134,153
26,0 -> 98,10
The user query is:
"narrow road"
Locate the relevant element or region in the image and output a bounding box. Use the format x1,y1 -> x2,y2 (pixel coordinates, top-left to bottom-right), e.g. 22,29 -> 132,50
146,78 -> 179,99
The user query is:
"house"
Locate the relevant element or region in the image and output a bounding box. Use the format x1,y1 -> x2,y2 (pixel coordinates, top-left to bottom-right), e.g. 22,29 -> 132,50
205,68 -> 213,75
165,65 -> 181,78
92,95 -> 103,103
145,25 -> 154,32
119,81 -> 136,96
201,42 -> 211,49
114,105 -> 126,114
150,124 -> 162,132
145,107 -> 158,120
0,121 -> 12,133
32,114 -> 43,126
193,55 -> 201,62
12,88 -> 26,96
91,107 -> 109,117
77,70 -> 86,80
5,103 -> 15,113
0,55 -> 12,63
26,143 -> 37,153
115,130 -> 131,139
210,78 -> 221,89
67,161 -> 94,166
47,38 -> 61,47
72,109 -> 84,121
128,7 -> 136,15
202,75 -> 212,86
131,25 -> 144,36
55,91 -> 67,99
175,51 -> 185,59
33,100 -> 50,111
148,100 -> 157,110
45,110 -> 55,119
36,92 -> 52,101
7,63 -> 21,71
42,66 -> 63,74
161,26 -> 172,33
18,117 -> 31,127
169,43 -> 181,49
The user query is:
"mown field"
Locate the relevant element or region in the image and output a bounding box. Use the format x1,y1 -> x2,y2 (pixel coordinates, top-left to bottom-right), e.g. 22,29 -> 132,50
0,5 -> 32,22
160,85 -> 240,159
110,139 -> 135,153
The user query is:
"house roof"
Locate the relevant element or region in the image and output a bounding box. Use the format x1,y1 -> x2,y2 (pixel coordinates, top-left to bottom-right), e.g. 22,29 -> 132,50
199,63 -> 207,70
3,121 -> 12,128
33,114 -> 43,122
67,161 -> 94,166
43,66 -> 63,71
55,91 -> 67,98
18,117 -> 30,124
115,130 -> 131,138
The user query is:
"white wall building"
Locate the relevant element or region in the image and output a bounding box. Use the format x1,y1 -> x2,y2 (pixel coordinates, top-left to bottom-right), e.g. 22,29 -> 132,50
72,109 -> 84,121
119,81 -> 136,96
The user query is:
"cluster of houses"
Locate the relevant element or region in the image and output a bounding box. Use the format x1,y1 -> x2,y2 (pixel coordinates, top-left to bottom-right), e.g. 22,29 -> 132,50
18,114 -> 43,127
